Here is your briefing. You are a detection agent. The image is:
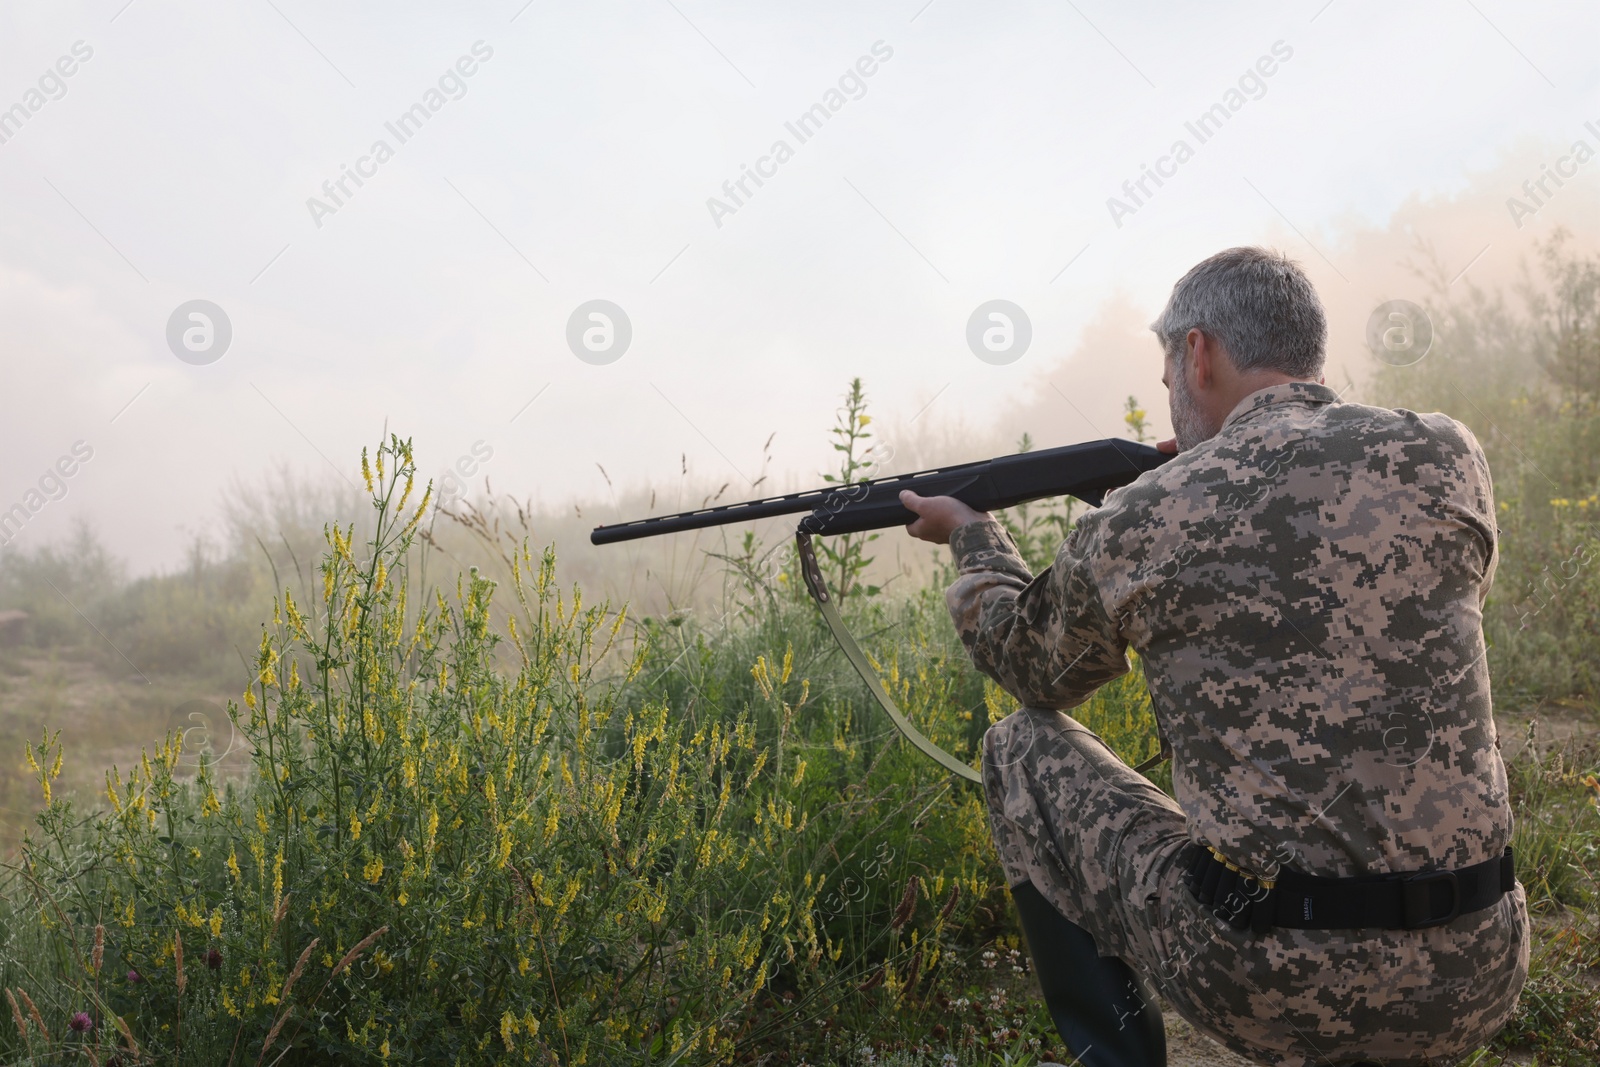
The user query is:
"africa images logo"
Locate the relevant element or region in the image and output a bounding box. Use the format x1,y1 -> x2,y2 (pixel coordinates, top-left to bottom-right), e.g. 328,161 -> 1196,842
1106,40 -> 1293,227
0,41 -> 94,147
305,42 -> 495,229
166,300 -> 233,365
1504,118 -> 1600,230
705,41 -> 894,228
0,441 -> 94,548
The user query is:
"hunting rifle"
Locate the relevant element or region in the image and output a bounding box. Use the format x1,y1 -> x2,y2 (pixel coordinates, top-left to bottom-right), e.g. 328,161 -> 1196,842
590,438 -> 1174,782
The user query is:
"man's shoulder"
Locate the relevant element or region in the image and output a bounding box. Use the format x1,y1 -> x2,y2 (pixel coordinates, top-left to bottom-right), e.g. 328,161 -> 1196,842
1122,400 -> 1483,497
1289,401 -> 1492,497
1077,402 -> 1490,556
1320,400 -> 1485,455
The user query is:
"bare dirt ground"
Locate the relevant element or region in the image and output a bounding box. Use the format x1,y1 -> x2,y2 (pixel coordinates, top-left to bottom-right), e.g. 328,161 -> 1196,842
0,651 -> 242,850
1163,1012 -> 1257,1066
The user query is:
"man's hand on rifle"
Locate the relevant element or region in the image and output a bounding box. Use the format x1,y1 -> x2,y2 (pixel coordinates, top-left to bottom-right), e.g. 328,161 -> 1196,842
899,438 -> 1177,546
900,491 -> 991,545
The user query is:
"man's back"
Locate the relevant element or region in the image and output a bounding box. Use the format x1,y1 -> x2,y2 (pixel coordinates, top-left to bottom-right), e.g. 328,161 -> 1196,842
1088,380 -> 1508,880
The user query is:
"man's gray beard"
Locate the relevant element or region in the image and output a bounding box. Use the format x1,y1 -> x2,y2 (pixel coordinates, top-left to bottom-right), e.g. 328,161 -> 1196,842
1169,368 -> 1216,451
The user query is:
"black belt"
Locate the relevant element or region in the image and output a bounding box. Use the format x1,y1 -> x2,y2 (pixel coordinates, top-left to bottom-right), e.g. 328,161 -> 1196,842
1178,842 -> 1515,934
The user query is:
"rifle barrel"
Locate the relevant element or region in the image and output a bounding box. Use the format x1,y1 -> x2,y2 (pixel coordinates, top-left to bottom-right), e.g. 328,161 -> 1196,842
589,438 -> 1169,546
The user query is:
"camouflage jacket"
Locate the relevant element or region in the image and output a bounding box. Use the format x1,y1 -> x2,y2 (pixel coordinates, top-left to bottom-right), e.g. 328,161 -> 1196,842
947,381 -> 1510,880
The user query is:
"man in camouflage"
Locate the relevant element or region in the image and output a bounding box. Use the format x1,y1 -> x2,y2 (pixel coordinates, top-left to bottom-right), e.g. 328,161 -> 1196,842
901,248 -> 1528,1066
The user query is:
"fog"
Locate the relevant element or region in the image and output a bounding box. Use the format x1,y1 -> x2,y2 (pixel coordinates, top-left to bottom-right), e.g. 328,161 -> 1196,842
1,0 -> 1596,574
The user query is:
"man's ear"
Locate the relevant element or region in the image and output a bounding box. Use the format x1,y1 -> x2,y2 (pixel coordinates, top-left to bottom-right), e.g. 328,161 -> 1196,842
1187,328 -> 1213,390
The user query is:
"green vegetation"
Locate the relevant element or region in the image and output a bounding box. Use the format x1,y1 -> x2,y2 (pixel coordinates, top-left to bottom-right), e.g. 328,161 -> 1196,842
813,377 -> 888,601
0,436 -> 1162,1065
0,237 -> 1596,1063
1493,727 -> 1600,1065
1372,230 -> 1600,701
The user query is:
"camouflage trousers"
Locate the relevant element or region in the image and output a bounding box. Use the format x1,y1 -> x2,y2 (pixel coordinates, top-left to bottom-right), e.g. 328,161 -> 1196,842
982,708 -> 1530,1067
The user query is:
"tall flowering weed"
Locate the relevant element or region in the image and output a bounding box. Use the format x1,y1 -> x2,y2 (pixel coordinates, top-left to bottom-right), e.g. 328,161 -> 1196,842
4,437 -> 989,1064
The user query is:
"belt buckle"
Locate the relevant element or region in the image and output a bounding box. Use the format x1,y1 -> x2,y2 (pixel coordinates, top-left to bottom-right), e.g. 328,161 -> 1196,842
1402,870 -> 1460,929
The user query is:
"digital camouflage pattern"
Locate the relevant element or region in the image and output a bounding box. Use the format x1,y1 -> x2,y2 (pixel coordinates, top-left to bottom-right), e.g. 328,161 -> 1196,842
950,382 -> 1530,1065
982,709 -> 1528,1066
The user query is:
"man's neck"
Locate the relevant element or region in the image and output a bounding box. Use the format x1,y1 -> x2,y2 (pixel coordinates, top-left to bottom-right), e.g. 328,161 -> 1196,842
1215,372 -> 1318,419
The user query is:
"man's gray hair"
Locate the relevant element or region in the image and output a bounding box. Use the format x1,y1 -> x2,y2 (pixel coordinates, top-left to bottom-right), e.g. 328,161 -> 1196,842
1150,247 -> 1327,378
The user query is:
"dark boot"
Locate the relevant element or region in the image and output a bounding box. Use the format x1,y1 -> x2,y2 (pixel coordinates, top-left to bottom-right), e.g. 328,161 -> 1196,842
1011,879 -> 1167,1066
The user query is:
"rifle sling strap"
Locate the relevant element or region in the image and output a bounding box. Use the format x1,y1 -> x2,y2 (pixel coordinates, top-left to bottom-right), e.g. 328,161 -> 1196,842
795,530 -> 1169,784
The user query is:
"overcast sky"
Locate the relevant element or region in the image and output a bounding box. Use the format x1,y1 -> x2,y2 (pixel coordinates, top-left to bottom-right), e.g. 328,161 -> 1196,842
1,0 -> 1597,573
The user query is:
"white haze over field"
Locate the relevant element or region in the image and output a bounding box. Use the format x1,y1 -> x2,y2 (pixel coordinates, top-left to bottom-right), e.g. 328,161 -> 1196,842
0,0 -> 1596,574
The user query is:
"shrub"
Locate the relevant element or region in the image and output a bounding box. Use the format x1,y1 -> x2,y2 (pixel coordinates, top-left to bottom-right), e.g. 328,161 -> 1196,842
0,437 -> 1008,1065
